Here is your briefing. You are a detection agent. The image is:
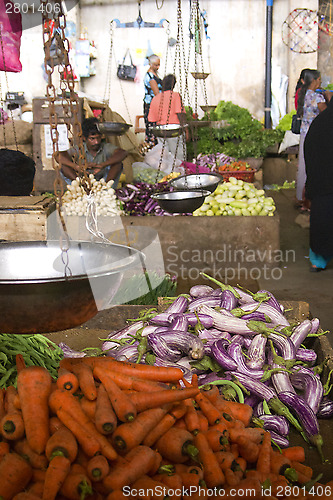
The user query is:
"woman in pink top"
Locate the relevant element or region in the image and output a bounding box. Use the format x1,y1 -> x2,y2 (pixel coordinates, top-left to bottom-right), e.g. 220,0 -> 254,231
148,74 -> 186,160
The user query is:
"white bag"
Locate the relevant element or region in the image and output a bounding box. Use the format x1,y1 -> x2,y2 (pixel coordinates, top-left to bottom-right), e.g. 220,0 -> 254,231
144,142 -> 181,175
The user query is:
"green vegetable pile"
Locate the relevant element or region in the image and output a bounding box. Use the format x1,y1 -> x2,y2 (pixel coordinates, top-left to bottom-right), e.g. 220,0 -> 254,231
276,111 -> 296,132
187,100 -> 284,160
113,272 -> 177,305
0,334 -> 64,388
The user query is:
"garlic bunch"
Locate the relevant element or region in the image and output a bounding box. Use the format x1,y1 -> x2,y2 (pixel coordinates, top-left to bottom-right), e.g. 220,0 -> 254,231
62,175 -> 124,216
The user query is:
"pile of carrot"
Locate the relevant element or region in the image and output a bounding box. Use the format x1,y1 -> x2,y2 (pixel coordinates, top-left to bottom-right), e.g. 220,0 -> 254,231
0,355 -> 332,500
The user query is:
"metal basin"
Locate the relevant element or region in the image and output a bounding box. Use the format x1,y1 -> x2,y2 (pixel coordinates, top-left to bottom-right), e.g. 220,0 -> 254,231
150,124 -> 183,138
96,122 -> 132,135
200,105 -> 217,113
0,240 -> 144,334
170,173 -> 223,193
152,190 -> 210,214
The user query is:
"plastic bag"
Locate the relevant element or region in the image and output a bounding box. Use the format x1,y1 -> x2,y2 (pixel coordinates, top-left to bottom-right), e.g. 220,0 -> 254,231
278,130 -> 300,154
0,0 -> 22,72
144,142 -> 182,175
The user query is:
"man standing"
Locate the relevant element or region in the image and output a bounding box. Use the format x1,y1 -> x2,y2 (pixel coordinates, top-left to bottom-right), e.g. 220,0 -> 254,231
58,117 -> 127,188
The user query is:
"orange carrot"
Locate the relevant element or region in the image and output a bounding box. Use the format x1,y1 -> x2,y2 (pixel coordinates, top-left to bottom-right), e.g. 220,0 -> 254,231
203,428 -> 229,451
94,366 -> 137,422
84,356 -> 183,382
102,445 -> 159,491
270,449 -> 291,475
156,427 -> 198,464
60,463 -> 92,500
0,452 -> 33,500
27,481 -> 45,497
291,461 -> 313,480
128,387 -> 199,413
228,426 -> 265,444
15,354 -> 26,374
224,468 -> 241,487
112,407 -> 168,453
196,410 -> 209,432
186,465 -> 204,479
14,439 -> 49,470
31,468 -> 46,483
1,386 -> 25,441
42,455 -> 71,500
17,365 -> 52,454
236,435 -> 260,463
282,446 -> 306,463
212,397 -> 253,427
49,389 -> 118,461
179,471 -> 201,490
56,368 -> 79,394
215,450 -> 238,470
184,398 -> 200,434
106,491 -> 130,500
80,397 -> 96,421
45,425 -> 78,463
87,454 -> 110,482
49,416 -> 64,434
256,430 -> 271,474
0,388 -> 5,421
12,494 -> 42,500
55,407 -> 100,458
183,378 -> 221,425
71,362 -> 97,401
193,432 -> 225,488
0,441 -> 10,460
200,384 -> 220,404
143,404 -> 187,447
130,475 -> 167,500
94,384 -> 117,435
154,472 -> 183,499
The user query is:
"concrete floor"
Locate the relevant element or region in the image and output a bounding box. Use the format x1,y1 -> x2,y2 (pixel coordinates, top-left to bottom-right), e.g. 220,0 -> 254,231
258,188 -> 333,343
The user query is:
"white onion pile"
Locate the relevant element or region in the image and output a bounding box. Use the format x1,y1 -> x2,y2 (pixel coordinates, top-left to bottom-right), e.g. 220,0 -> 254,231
61,175 -> 124,216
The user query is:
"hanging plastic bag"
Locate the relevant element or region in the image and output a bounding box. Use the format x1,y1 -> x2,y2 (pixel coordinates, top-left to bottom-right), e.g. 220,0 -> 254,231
0,0 -> 22,72
144,142 -> 181,175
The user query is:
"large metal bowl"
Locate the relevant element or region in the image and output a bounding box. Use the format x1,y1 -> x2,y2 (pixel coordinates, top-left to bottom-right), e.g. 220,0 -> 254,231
0,240 -> 144,334
152,190 -> 210,214
150,124 -> 183,138
170,173 -> 223,193
96,122 -> 132,135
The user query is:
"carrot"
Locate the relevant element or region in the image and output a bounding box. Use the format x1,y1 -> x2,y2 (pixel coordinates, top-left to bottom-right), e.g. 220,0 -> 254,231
0,441 -> 10,460
55,407 -> 101,458
17,366 -> 52,454
31,468 -> 46,483
196,410 -> 209,432
49,389 -> 118,461
228,426 -> 265,444
112,407 -> 168,452
1,386 -> 25,441
80,397 -> 96,421
56,368 -> 79,394
214,450 -> 236,470
178,471 -> 201,490
270,449 -> 291,475
45,425 -> 78,463
130,475 -> 167,500
12,494 -> 42,500
193,432 -> 225,488
256,430 -> 271,474
27,481 -> 45,497
143,404 -> 187,447
84,356 -> 183,382
270,477 -> 290,497
71,362 -> 97,401
106,491 -> 130,500
102,445 -> 159,491
95,365 -> 168,392
235,435 -> 260,464
15,354 -> 26,374
94,384 -> 117,435
184,398 -> 200,434
186,465 -> 204,479
213,398 -> 253,427
14,439 -> 49,470
0,452 -> 33,500
94,366 -> 137,422
49,416 -> 64,434
173,417 -> 187,429
291,461 -> 313,480
87,455 -> 110,482
203,428 -> 229,451
224,468 -> 241,487
60,463 -> 92,500
200,384 -> 220,404
282,446 -> 306,463
128,387 -> 199,413
0,388 -> 5,421
154,472 -> 182,500
42,455 -> 71,500
156,427 -> 198,464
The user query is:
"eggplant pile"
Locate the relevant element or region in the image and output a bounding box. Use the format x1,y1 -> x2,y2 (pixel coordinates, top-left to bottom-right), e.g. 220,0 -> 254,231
67,277 -> 332,458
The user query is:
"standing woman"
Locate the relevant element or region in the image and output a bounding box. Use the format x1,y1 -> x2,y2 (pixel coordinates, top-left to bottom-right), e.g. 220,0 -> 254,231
296,69 -> 328,208
304,97 -> 333,272
143,54 -> 162,144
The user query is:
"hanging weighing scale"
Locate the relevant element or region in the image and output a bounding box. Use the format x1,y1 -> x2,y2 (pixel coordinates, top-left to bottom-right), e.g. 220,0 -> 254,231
0,2 -> 143,334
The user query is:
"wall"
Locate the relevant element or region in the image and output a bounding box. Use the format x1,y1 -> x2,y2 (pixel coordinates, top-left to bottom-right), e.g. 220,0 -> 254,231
1,0 -> 320,128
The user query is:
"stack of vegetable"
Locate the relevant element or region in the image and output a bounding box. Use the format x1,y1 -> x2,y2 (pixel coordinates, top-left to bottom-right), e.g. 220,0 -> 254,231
92,275 -> 332,464
116,182 -> 175,216
193,177 -> 276,216
2,355 -> 332,498
62,175 -> 123,217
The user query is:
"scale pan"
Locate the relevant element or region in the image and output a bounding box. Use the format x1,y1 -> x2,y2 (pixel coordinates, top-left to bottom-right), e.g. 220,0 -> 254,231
170,173 -> 223,193
0,240 -> 143,334
191,72 -> 210,80
150,124 -> 183,138
152,190 -> 210,214
200,105 -> 217,113
97,122 -> 132,135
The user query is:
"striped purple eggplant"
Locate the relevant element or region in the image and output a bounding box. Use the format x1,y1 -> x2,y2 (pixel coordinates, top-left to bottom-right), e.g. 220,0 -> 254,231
221,290 -> 238,310
198,305 -> 256,335
189,284 -> 214,298
227,343 -> 264,379
240,303 -> 290,327
188,296 -> 222,312
184,313 -> 214,328
290,320 -> 313,350
317,397 -> 333,419
295,348 -> 317,364
211,340 -> 238,371
290,366 -> 323,413
246,334 -> 267,370
269,431 -> 290,448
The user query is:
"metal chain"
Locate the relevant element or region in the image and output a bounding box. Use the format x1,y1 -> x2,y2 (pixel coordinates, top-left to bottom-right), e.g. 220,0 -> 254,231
103,21 -> 114,104
0,25 -> 18,149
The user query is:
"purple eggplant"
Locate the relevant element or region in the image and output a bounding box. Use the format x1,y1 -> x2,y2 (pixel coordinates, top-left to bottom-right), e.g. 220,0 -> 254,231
147,333 -> 182,362
153,357 -> 191,378
184,313 -> 214,329
170,314 -> 189,332
221,290 -> 238,311
269,333 -> 296,361
197,328 -> 232,342
164,295 -> 189,315
198,305 -> 256,335
229,334 -> 245,346
211,340 -> 238,371
148,330 -> 204,360
295,348 -> 317,364
108,343 -> 140,362
58,342 -> 86,358
227,343 -> 264,379
106,320 -> 144,341
310,317 -> 320,335
269,431 -> 289,448
240,303 -> 290,327
190,284 -> 213,298
188,296 -> 222,312
246,334 -> 267,370
317,397 -> 333,419
150,312 -> 172,326
257,414 -> 290,436
232,287 -> 258,305
290,320 -> 312,350
290,366 -> 323,413
278,391 -> 324,460
256,289 -> 283,312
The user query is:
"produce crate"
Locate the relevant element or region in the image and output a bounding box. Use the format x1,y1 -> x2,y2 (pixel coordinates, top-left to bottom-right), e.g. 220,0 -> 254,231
182,161 -> 256,182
